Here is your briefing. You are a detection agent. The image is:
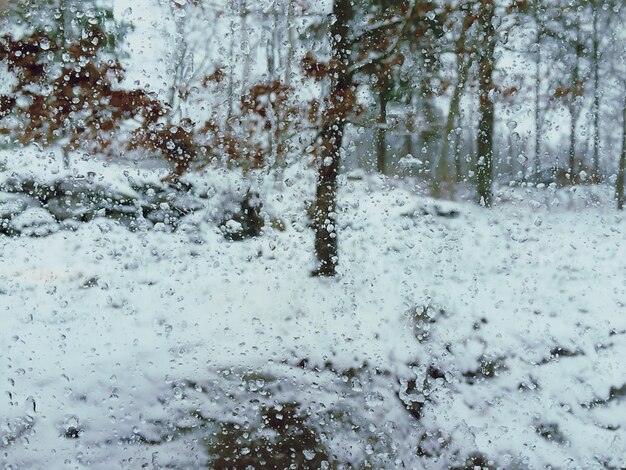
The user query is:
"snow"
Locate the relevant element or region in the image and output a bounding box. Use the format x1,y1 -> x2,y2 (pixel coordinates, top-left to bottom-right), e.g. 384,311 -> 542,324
1,155 -> 626,468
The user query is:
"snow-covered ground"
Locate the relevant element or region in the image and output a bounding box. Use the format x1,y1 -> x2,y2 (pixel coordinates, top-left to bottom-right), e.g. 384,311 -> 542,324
1,153 -> 626,468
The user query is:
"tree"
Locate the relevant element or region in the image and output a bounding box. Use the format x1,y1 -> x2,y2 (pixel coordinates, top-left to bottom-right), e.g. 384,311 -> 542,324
311,0 -> 353,276
0,0 -> 158,164
368,0 -> 438,176
308,0 -> 422,275
531,1 -> 545,177
617,92 -> 626,210
475,0 -> 496,206
374,67 -> 391,175
433,6 -> 473,198
549,5 -> 587,182
568,34 -> 584,179
591,0 -> 601,177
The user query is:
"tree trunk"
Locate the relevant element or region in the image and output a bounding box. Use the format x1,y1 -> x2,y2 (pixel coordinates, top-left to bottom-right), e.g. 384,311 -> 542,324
285,0 -> 296,86
453,131 -> 463,183
60,0 -> 72,169
376,81 -> 388,174
166,13 -> 187,123
592,3 -> 601,178
617,93 -> 626,210
266,13 -> 276,79
227,6 -> 236,122
476,0 -> 496,207
240,0 -> 250,93
404,88 -> 415,160
568,33 -> 582,180
568,105 -> 577,179
421,97 -> 438,174
375,0 -> 390,176
434,34 -> 471,197
534,25 -> 542,178
312,0 -> 352,277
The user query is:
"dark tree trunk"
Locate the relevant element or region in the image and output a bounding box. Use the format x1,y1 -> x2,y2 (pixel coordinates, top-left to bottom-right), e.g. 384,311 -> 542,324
313,123 -> 344,276
312,0 -> 352,277
534,25 -> 542,178
374,0 -> 389,176
568,107 -> 577,179
568,35 -> 582,180
376,82 -> 388,174
592,3 -> 601,177
453,131 -> 463,183
476,0 -> 496,207
617,93 -> 626,210
404,88 -> 415,160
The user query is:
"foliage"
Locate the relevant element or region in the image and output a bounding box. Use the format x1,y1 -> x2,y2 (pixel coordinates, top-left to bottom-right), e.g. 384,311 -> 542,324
0,1 -> 155,156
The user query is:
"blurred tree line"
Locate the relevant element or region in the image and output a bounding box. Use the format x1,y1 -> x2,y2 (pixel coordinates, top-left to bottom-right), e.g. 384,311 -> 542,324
1,0 -> 625,274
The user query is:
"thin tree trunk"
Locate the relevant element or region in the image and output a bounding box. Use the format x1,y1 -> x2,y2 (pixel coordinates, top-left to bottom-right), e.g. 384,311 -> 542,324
434,36 -> 471,197
167,14 -> 187,123
422,93 -> 438,174
617,93 -> 626,210
508,132 -> 515,176
60,0 -> 72,169
266,12 -> 277,162
285,0 -> 296,86
376,81 -> 388,174
227,4 -> 235,122
568,108 -> 577,180
374,0 -> 390,175
592,2 -> 601,177
469,108 -> 477,178
419,53 -> 439,173
476,0 -> 496,207
534,26 -> 542,178
568,34 -> 582,180
240,0 -> 250,93
313,0 -> 352,277
404,88 -> 415,159
453,130 -> 463,183
267,13 -> 276,78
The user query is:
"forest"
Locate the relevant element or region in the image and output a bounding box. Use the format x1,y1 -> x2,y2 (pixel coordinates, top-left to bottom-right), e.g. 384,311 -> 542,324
1,0 -> 625,468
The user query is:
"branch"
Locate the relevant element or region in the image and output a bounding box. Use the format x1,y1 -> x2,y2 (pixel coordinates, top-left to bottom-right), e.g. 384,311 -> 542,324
347,16 -> 404,48
347,0 -> 416,75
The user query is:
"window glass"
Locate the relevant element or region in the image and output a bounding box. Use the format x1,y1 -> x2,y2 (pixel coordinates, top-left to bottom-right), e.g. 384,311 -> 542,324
1,0 -> 625,468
